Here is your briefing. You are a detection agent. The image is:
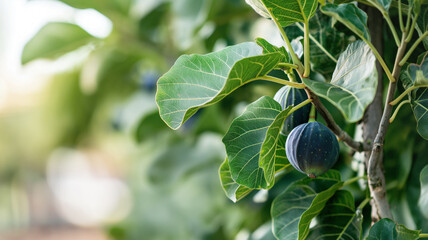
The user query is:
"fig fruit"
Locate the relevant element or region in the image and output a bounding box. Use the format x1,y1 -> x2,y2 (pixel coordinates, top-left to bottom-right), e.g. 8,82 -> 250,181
274,86 -> 311,135
285,122 -> 339,178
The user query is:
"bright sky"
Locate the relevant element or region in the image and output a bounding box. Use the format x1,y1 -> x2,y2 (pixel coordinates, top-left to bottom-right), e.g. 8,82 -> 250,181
0,0 -> 112,110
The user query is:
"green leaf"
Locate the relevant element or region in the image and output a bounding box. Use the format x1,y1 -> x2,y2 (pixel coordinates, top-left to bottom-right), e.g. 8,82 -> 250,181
245,0 -> 271,18
411,88 -> 428,139
219,158 -> 253,202
255,37 -> 291,63
407,53 -> 428,87
156,42 -> 282,130
302,41 -> 377,122
367,218 -> 421,240
135,110 -> 168,143
418,165 -> 428,218
306,190 -> 362,240
260,0 -> 318,27
321,3 -> 370,41
222,96 -> 292,188
22,22 -> 96,64
271,170 -> 342,240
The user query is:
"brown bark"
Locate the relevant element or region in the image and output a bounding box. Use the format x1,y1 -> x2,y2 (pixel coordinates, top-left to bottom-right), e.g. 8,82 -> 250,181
362,6 -> 385,223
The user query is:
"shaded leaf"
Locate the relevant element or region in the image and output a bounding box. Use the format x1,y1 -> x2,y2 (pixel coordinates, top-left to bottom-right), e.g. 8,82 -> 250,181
261,0 -> 318,27
22,22 -> 96,64
222,96 -> 292,188
303,41 -> 377,122
271,170 -> 342,240
135,110 -> 168,143
245,0 -> 271,18
219,158 -> 253,202
407,53 -> 428,87
367,218 -> 421,240
321,3 -> 370,41
307,190 -> 362,240
156,42 -> 281,130
411,88 -> 428,140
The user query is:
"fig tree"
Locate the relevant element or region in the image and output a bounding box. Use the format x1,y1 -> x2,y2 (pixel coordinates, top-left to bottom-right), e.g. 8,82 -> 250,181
285,122 -> 339,178
273,86 -> 311,135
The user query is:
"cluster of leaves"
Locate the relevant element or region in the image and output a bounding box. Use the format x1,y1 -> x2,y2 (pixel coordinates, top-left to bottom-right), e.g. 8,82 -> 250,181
156,0 -> 428,239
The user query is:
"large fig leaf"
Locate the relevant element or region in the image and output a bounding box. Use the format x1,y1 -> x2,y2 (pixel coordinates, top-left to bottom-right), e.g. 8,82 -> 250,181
418,165 -> 428,218
260,0 -> 318,27
306,190 -> 362,240
303,41 -> 377,122
271,170 -> 342,240
156,42 -> 281,130
367,218 -> 420,240
222,96 -> 292,188
320,3 -> 370,41
219,158 -> 253,202
22,22 -> 96,64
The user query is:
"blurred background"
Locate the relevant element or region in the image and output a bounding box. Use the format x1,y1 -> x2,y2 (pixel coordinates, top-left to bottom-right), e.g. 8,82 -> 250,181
1,0 -> 428,239
0,0 -> 289,239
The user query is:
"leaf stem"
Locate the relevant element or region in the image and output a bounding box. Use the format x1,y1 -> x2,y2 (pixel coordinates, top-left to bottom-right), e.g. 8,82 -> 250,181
304,20 -> 311,77
399,0 -> 405,32
384,14 -> 401,47
289,99 -> 313,115
390,85 -> 428,105
366,41 -> 395,82
343,176 -> 367,187
357,197 -> 371,210
259,75 -> 305,88
308,104 -> 316,122
399,31 -> 428,66
265,7 -> 304,74
405,4 -> 412,32
420,234 -> 428,238
389,100 -> 410,123
405,13 -> 419,43
277,63 -> 298,69
296,23 -> 338,63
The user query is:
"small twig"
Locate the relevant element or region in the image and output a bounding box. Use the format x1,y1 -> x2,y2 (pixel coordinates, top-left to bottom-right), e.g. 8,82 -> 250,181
399,0 -> 405,32
277,63 -> 298,69
405,13 -> 419,43
389,100 -> 410,123
296,23 -> 338,63
343,176 -> 368,187
420,233 -> 428,238
303,20 -> 311,77
399,31 -> 428,66
390,84 -> 428,105
304,88 -> 371,152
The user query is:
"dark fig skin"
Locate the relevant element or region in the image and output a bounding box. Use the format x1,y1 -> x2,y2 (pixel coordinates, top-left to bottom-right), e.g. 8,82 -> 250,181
274,86 -> 311,135
285,122 -> 339,178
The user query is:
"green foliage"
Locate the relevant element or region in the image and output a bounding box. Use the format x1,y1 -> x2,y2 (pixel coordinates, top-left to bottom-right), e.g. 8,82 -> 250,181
303,41 -> 377,122
261,0 -> 318,26
320,3 -> 370,41
156,42 -> 281,130
22,22 -> 96,64
367,218 -> 421,240
222,96 -> 291,188
219,158 -> 253,202
271,170 -> 342,240
306,190 -> 362,240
